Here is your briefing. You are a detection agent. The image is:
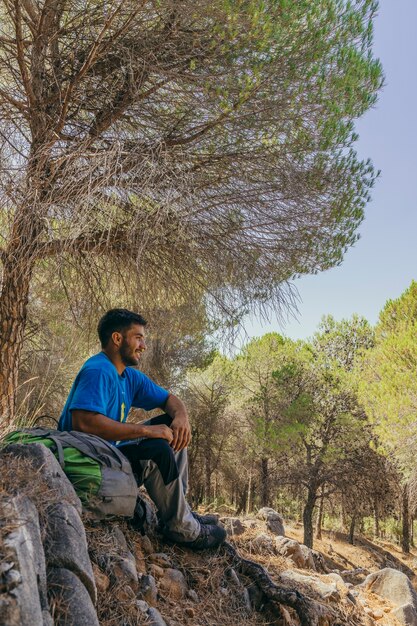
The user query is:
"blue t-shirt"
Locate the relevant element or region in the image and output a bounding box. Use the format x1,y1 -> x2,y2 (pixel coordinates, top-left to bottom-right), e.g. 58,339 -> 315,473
58,353 -> 169,442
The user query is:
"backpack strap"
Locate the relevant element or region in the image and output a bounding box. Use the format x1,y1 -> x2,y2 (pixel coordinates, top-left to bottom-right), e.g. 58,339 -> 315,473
46,434 -> 66,468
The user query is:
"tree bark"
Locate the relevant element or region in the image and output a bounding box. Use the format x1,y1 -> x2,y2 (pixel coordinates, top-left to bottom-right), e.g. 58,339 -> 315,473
303,487 -> 317,549
0,248 -> 36,429
246,469 -> 252,515
373,503 -> 380,538
315,488 -> 324,540
204,449 -> 211,503
402,483 -> 410,554
349,514 -> 356,545
260,457 -> 269,507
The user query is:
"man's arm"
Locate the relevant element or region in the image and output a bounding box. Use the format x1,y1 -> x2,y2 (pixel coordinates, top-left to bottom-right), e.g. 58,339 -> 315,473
163,394 -> 191,452
72,410 -> 174,444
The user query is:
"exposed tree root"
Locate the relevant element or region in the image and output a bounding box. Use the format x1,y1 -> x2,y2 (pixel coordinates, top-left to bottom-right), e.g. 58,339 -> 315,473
221,541 -> 339,626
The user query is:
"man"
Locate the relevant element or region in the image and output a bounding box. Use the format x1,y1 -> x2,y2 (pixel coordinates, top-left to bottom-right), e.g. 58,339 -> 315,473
58,308 -> 226,549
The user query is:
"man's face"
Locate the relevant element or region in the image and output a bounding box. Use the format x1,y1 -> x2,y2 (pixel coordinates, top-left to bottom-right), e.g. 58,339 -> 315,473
118,324 -> 147,366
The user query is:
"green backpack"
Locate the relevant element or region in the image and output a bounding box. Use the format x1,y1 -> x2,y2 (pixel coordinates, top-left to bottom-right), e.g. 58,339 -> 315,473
2,428 -> 138,519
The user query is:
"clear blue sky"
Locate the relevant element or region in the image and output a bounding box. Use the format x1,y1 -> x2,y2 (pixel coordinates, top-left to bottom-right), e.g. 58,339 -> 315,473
245,0 -> 417,342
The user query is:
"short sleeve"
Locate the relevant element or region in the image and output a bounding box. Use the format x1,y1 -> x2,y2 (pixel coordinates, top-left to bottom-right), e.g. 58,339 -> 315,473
69,368 -> 112,416
131,372 -> 169,411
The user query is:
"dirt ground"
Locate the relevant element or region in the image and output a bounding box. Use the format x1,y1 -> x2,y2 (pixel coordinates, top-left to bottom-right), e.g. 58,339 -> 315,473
286,521 -> 417,583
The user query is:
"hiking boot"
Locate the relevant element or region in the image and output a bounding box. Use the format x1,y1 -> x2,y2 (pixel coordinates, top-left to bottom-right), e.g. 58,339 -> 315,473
192,511 -> 220,526
157,511 -> 220,534
181,523 -> 227,550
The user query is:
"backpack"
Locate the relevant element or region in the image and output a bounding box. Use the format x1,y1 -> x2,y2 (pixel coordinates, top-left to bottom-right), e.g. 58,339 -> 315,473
2,428 -> 138,519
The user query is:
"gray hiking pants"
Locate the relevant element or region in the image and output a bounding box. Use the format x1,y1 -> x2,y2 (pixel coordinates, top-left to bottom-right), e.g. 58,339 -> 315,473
119,415 -> 200,542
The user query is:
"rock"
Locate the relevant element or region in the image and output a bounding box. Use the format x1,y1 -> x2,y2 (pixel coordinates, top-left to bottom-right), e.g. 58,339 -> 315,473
362,568 -> 417,626
137,574 -> 158,606
92,563 -> 110,593
220,517 -> 245,536
280,570 -> 340,601
112,525 -> 129,551
0,496 -> 49,626
340,567 -> 369,585
275,536 -> 317,571
141,535 -> 154,555
256,507 -> 285,535
242,519 -> 258,529
112,554 -> 138,588
147,607 -> 167,626
225,568 -> 241,586
45,501 -> 97,602
42,609 -> 54,626
149,553 -> 172,567
391,604 -> 417,626
251,533 -> 275,554
369,608 -> 384,620
298,544 -> 316,570
47,567 -> 99,626
106,525 -> 138,588
275,536 -> 306,568
311,549 -> 329,573
149,564 -> 164,579
186,589 -> 199,603
159,568 -> 188,600
136,599 -> 149,614
2,444 -> 81,513
324,573 -> 345,586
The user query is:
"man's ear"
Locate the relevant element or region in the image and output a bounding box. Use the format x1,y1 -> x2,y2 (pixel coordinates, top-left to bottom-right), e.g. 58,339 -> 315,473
111,331 -> 123,347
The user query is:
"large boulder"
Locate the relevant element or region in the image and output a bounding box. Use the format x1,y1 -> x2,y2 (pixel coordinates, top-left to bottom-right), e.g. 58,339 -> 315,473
48,567 -> 99,626
256,508 -> 285,535
275,536 -> 316,570
2,444 -> 81,513
361,568 -> 417,626
45,502 -> 97,602
0,496 -> 49,626
280,570 -> 340,602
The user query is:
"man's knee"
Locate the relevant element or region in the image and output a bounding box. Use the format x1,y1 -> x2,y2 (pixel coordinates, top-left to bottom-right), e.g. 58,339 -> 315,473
144,439 -> 179,485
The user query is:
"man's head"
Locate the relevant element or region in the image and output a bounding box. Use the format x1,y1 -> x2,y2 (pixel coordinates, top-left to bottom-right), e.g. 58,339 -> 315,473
98,309 -> 147,366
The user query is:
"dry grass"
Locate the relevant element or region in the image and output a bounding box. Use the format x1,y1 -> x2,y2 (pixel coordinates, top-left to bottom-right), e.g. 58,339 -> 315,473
85,518 -> 276,626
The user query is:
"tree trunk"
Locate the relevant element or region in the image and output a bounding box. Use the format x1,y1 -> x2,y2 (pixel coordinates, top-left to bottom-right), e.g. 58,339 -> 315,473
402,483 -> 410,554
315,488 -> 324,540
349,514 -> 356,545
0,253 -> 35,429
260,457 -> 269,507
246,469 -> 252,515
303,488 -> 317,549
374,503 -> 380,538
204,451 -> 211,503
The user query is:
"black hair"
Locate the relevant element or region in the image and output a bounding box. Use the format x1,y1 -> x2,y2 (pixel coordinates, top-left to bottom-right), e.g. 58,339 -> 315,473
97,309 -> 147,348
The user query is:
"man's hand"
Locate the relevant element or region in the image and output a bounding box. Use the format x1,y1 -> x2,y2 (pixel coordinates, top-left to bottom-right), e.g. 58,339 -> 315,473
142,424 -> 174,444
171,414 -> 191,451
164,394 -> 191,451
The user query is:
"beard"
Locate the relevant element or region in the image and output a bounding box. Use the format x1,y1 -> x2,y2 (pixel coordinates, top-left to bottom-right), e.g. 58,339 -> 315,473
119,339 -> 140,367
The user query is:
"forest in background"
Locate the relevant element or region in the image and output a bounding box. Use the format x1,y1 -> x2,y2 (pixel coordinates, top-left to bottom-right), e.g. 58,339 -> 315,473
2,0 -> 413,568
13,279 -> 417,558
